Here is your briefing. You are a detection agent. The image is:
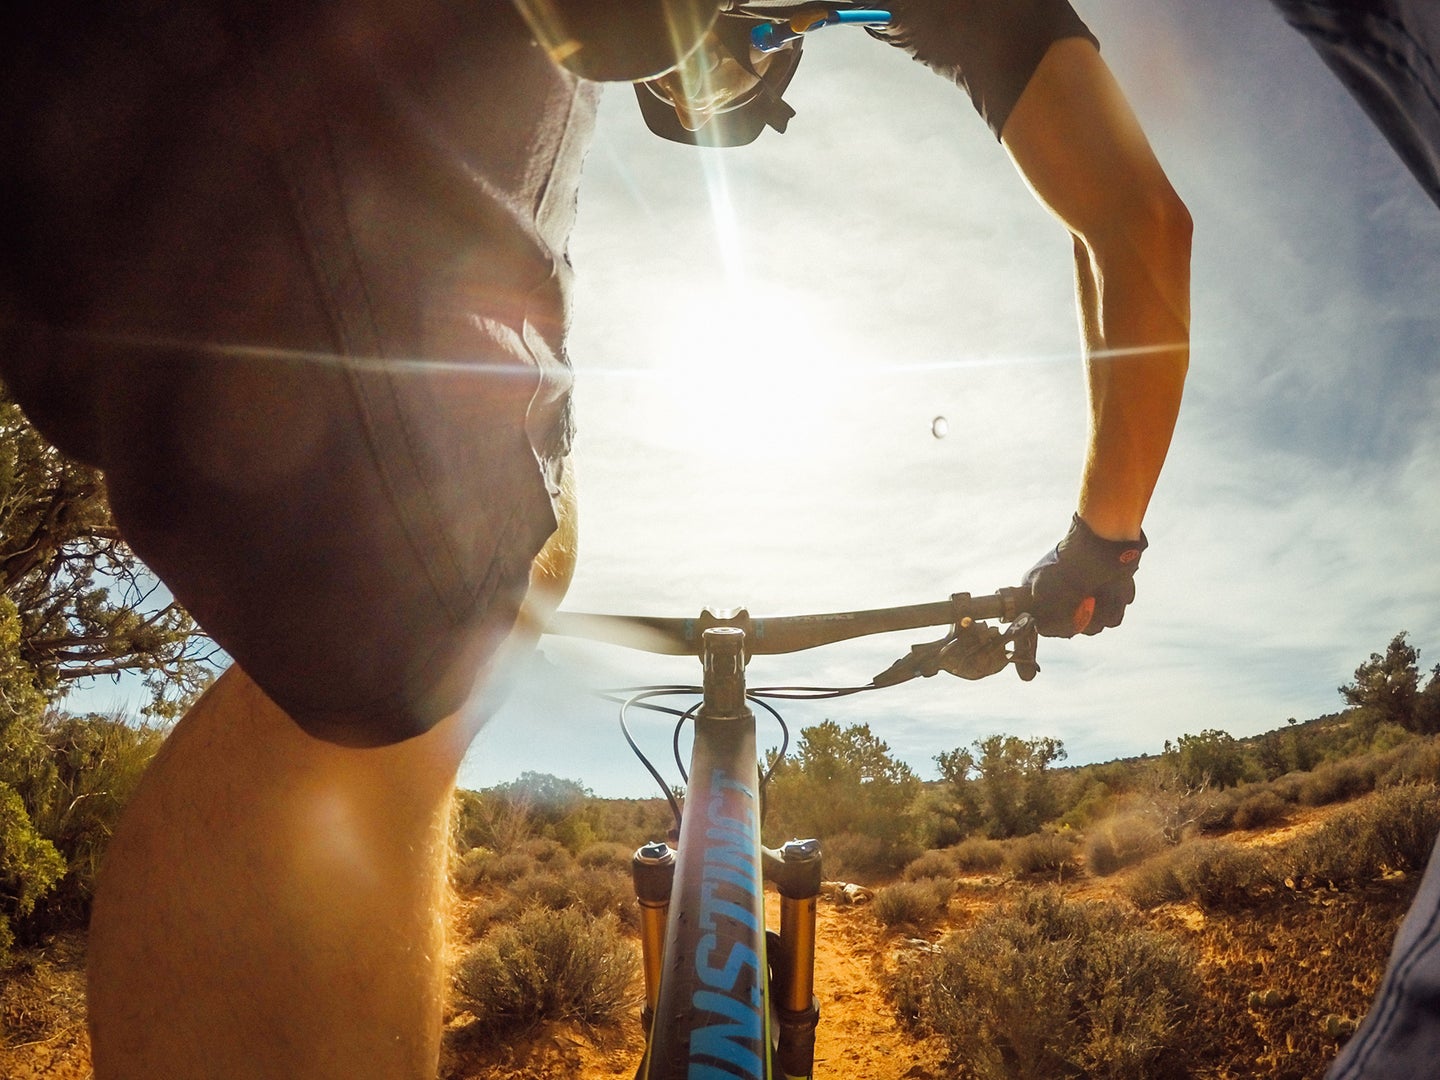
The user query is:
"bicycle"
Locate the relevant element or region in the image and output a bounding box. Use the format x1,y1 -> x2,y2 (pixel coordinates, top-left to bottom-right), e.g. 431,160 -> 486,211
546,586 -> 1040,1079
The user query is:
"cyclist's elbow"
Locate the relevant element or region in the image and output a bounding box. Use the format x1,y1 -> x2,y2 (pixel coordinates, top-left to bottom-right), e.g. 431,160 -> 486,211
1104,180 -> 1192,283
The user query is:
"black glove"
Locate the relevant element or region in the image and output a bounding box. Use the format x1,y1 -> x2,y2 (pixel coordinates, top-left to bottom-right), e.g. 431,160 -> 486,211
1023,515 -> 1147,638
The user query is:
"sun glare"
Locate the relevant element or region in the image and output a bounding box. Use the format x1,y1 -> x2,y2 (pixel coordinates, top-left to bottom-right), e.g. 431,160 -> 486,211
636,283 -> 843,460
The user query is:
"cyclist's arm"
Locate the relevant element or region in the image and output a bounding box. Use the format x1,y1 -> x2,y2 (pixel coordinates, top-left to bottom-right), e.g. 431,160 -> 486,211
1000,39 -> 1191,542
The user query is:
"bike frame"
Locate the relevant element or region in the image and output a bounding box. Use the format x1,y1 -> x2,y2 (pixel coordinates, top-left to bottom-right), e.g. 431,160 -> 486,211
547,589 -> 1033,1079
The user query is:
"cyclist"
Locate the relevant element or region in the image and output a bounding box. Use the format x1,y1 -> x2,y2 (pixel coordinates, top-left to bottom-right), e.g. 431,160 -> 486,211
0,1 -> 1187,1075
1271,0 -> 1439,211
1272,3 -> 1440,1076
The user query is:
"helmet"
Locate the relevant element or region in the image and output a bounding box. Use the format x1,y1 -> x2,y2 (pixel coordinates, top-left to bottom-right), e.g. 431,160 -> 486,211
633,13 -> 803,146
510,0 -> 723,83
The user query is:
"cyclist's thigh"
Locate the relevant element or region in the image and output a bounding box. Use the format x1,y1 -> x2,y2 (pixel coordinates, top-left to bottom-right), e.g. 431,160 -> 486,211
1327,828 -> 1440,1078
0,0 -> 595,746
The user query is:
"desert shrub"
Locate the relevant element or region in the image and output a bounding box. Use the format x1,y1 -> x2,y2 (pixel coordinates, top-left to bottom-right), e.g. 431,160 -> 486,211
873,879 -> 955,928
485,850 -> 541,885
1377,738 -> 1440,789
901,849 -> 956,882
520,836 -> 573,867
453,905 -> 636,1029
1003,831 -> 1077,878
451,847 -> 495,892
822,830 -> 921,882
577,841 -> 636,871
1125,839 -> 1270,911
949,836 -> 1006,873
890,889 -> 1200,1079
0,784 -> 66,965
1284,785 -> 1440,888
1084,813 -> 1165,877
1186,787 -> 1245,835
1232,790 -> 1289,831
467,862 -> 637,935
568,866 -> 637,926
1298,759 -> 1375,806
1268,773 -> 1305,805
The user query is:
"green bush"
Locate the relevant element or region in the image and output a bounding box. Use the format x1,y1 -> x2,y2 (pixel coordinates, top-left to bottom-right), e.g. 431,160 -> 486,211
466,862 -> 637,936
1003,832 -> 1077,878
1298,760 -> 1375,807
1376,739 -> 1440,789
576,841 -> 636,871
1232,790 -> 1289,831
890,890 -> 1200,1079
949,836 -> 1006,873
1284,784 -> 1440,888
1084,814 -> 1165,877
453,905 -> 636,1029
822,830 -> 921,882
1125,839 -> 1269,911
874,878 -> 955,928
0,783 -> 65,965
901,849 -> 956,882
451,847 -> 495,892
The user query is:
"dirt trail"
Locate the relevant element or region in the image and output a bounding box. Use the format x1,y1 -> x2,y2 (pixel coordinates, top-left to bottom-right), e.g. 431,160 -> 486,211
439,889 -> 947,1079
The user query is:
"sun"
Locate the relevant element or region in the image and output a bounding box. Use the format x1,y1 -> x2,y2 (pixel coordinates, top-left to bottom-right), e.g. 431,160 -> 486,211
634,281 -> 845,461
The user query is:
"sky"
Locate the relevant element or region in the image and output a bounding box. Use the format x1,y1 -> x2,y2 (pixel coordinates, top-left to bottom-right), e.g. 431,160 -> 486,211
66,2 -> 1440,798
456,0 -> 1440,797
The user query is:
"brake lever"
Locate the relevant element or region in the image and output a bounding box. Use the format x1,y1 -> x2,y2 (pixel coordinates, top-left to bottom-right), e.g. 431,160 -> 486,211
871,615 -> 1037,687
1008,613 -> 1040,682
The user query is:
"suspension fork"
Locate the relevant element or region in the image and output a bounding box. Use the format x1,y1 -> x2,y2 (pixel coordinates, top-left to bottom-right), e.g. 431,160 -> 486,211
767,839 -> 822,1080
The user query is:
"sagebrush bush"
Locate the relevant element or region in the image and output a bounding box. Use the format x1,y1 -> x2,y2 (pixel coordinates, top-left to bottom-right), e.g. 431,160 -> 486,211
949,836 -> 1005,872
901,849 -> 956,882
822,830 -> 921,882
890,889 -> 1200,1079
467,863 -> 637,935
874,878 -> 955,928
1125,839 -> 1269,910
1232,790 -> 1289,831
1377,739 -> 1440,789
520,836 -> 573,866
1299,759 -> 1375,807
451,847 -> 495,892
453,905 -> 636,1029
576,841 -> 635,871
1003,832 -> 1076,877
1084,813 -> 1165,877
1284,784 -> 1440,888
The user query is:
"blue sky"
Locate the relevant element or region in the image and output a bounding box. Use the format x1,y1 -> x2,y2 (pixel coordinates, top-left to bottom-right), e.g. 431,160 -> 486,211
458,0 -> 1440,797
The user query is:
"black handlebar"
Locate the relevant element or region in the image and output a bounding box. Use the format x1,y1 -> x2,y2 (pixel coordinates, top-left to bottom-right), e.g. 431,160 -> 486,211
545,586 -> 1033,658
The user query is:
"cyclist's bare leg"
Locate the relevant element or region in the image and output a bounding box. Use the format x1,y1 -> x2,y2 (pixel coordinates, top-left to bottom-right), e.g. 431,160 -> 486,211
87,473 -> 577,1079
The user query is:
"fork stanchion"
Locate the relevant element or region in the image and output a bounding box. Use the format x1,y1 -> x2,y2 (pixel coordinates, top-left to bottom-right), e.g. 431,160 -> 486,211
772,838 -> 823,1080
632,841 -> 677,1032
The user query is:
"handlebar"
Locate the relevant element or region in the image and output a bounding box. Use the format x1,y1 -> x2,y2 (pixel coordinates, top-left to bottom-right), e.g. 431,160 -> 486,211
546,586 -> 1032,657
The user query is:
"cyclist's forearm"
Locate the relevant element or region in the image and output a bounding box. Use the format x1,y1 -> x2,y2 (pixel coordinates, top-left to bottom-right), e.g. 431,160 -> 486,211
1073,226 -> 1190,542
998,39 -> 1191,543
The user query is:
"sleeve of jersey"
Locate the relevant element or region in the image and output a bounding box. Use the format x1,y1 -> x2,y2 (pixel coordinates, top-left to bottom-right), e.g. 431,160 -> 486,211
869,0 -> 1099,140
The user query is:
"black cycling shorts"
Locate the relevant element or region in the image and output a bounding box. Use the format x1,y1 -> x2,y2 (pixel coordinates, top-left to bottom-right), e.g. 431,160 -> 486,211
0,0 -> 596,746
875,0 -> 1099,138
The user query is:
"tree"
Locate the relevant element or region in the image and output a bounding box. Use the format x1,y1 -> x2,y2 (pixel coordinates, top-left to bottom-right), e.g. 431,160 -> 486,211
765,721 -> 921,873
1164,729 -> 1246,790
1339,632 -> 1424,733
1,387 -> 219,719
947,734 -> 1068,839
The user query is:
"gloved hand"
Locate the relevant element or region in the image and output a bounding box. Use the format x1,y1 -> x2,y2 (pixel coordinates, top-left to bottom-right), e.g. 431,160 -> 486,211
1023,515 -> 1147,637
